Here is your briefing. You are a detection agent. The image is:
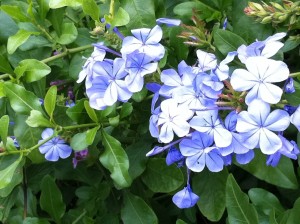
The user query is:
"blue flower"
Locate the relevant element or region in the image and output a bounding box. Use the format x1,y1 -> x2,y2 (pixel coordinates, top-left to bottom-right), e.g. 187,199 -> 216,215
235,150 -> 255,165
285,77 -> 295,93
189,110 -> 232,147
39,128 -> 72,162
86,58 -> 132,110
180,132 -> 224,172
231,57 -> 289,104
193,50 -> 217,73
73,149 -> 88,168
156,18 -> 181,27
172,184 -> 199,209
236,99 -> 290,154
237,32 -> 286,63
125,51 -> 158,92
156,99 -> 193,143
166,146 -> 185,166
291,105 -> 300,131
121,25 -> 165,60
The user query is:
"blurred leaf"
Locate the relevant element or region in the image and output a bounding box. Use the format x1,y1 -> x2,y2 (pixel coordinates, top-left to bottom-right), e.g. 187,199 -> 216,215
0,5 -> 29,22
121,192 -> 158,224
49,0 -> 82,8
7,30 -> 39,54
226,174 -> 259,224
66,99 -> 86,122
70,126 -> 99,151
0,154 -> 23,190
14,59 -> 51,83
237,151 -> 298,189
286,198 -> 300,223
0,187 -> 19,222
23,217 -> 50,224
84,100 -> 98,123
169,27 -> 189,61
69,53 -> 86,80
82,0 -> 100,22
0,11 -> 18,43
40,175 -> 66,224
48,8 -> 64,36
26,110 -> 53,127
214,29 -> 247,55
193,168 -> 228,222
4,82 -> 43,115
44,85 -> 57,120
0,46 -> 14,74
132,88 -> 148,102
57,23 -> 78,45
142,158 -> 184,193
0,115 -> 9,147
120,103 -> 133,119
107,7 -> 130,27
176,220 -> 188,224
269,210 -> 279,224
100,129 -> 132,188
37,0 -> 50,20
122,0 -> 156,29
248,188 -> 284,216
174,1 -> 221,21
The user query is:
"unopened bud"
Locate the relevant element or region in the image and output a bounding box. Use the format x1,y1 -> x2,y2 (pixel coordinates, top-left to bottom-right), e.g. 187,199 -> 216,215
249,2 -> 265,12
261,16 -> 273,24
270,2 -> 286,11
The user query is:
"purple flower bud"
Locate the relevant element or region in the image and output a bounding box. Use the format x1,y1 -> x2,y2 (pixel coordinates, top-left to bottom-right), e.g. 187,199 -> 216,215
166,147 -> 185,166
222,18 -> 228,30
113,27 -> 124,40
73,149 -> 89,168
156,18 -> 181,27
285,77 -> 295,93
284,105 -> 297,115
172,184 -> 199,209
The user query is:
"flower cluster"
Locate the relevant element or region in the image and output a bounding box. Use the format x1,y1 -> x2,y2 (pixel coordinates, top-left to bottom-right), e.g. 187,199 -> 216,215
76,20 -> 300,209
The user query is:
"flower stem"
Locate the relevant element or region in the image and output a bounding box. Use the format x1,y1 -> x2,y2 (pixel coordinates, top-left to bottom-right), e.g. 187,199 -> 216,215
109,0 -> 115,18
289,72 -> 300,78
63,123 -> 99,130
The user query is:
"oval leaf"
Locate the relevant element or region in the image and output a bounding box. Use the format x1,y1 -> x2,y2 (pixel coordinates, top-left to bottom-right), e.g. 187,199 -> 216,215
141,158 -> 184,193
57,23 -> 78,45
44,85 -> 57,120
7,30 -> 39,54
26,110 -> 53,127
121,192 -> 158,224
82,0 -> 100,22
226,174 -> 259,224
0,154 -> 23,190
40,175 -> 66,223
0,115 -> 9,147
99,130 -> 132,188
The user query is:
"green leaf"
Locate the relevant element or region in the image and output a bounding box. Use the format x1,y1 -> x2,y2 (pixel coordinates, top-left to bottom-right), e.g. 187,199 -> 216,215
44,85 -> 57,120
269,210 -> 279,224
57,23 -> 78,45
66,99 -> 86,122
142,158 -> 184,193
14,59 -> 51,82
0,154 -> 23,190
107,7 -> 130,27
0,187 -> 19,222
192,169 -> 228,222
40,175 -> 66,224
121,192 -> 158,224
284,80 -> 300,106
7,30 -> 39,54
176,220 -> 188,224
84,100 -> 98,123
248,188 -> 284,216
37,0 -> 50,20
0,10 -> 18,43
49,0 -> 82,8
99,129 -> 132,188
236,151 -> 298,189
132,88 -> 148,102
286,198 -> 300,223
0,46 -> 14,74
120,103 -> 133,119
23,217 -> 50,224
0,115 -> 9,147
48,8 -> 65,36
169,27 -> 189,61
0,5 -> 29,22
70,126 -> 99,151
121,0 -> 156,29
26,110 -> 53,127
4,82 -> 43,115
82,0 -> 100,22
226,174 -> 259,224
214,29 -> 247,55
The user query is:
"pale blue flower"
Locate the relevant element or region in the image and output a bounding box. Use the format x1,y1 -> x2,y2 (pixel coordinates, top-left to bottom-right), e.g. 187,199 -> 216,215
121,25 -> 165,60
193,50 -> 217,73
285,77 -> 295,93
156,18 -> 181,27
166,146 -> 185,166
189,110 -> 232,147
125,51 -> 158,92
237,32 -> 286,63
236,99 -> 290,154
172,184 -> 199,209
231,57 -> 289,104
180,132 -> 224,172
235,150 -> 255,165
157,99 -> 193,143
290,105 -> 300,132
39,128 -> 72,162
212,51 -> 237,81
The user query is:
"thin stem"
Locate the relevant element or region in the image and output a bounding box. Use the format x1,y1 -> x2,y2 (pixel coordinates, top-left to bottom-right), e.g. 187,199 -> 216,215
109,0 -> 115,18
63,123 -> 99,130
23,167 -> 28,220
72,210 -> 87,224
289,72 -> 300,78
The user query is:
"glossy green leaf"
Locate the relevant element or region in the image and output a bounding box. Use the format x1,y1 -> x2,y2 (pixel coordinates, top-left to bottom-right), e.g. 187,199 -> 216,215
82,0 -> 100,22
214,29 -> 247,55
269,210 -> 279,224
0,115 -> 9,147
4,82 -> 43,114
0,10 -> 18,43
99,130 -> 132,188
44,85 -> 57,120
49,0 -> 82,8
121,0 -> 156,29
132,88 -> 148,102
286,198 -> 300,223
226,174 -> 259,224
66,99 -> 86,122
248,188 -> 284,216
108,7 -> 130,27
237,151 -> 298,189
120,103 -> 133,119
57,23 -> 78,45
142,158 -> 184,193
84,100 -> 98,123
121,192 -> 158,224
23,217 -> 50,224
26,110 -> 53,127
48,8 -> 64,36
0,154 -> 23,190
192,169 -> 228,221
40,175 -> 66,224
7,30 -> 39,54
14,59 -> 51,83
0,46 -> 14,74
37,0 -> 50,20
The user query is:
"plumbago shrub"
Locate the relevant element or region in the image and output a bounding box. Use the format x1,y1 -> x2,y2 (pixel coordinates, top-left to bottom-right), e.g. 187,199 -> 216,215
2,0 -> 300,223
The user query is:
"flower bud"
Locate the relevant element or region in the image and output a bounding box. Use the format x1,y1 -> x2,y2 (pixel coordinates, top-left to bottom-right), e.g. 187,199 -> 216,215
261,16 -> 273,24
